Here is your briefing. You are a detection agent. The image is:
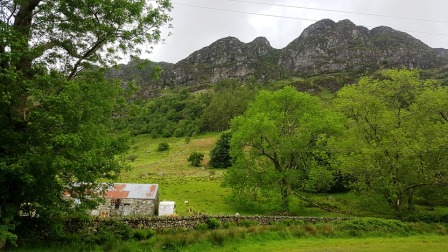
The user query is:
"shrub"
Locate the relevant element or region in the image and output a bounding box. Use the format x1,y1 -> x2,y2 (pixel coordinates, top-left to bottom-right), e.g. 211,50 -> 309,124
208,229 -> 227,246
0,225 -> 17,248
403,212 -> 448,223
340,217 -> 410,236
280,219 -> 295,226
206,218 -> 222,229
188,152 -> 204,167
157,142 -> 169,152
239,219 -> 258,227
194,223 -> 208,230
133,228 -> 156,240
126,154 -> 138,162
223,221 -> 237,229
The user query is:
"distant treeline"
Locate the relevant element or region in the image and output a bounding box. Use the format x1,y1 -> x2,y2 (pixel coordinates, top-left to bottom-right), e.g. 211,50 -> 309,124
114,79 -> 260,137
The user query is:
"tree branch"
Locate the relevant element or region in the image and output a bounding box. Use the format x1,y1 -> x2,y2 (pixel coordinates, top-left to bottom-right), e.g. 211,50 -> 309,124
67,35 -> 110,80
292,191 -> 347,213
440,112 -> 448,123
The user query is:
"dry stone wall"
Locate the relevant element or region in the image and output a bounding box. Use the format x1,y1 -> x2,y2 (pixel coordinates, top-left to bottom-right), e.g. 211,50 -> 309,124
67,215 -> 350,232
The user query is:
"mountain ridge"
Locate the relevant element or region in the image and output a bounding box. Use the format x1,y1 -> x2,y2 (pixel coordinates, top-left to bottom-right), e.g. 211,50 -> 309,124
110,19 -> 448,97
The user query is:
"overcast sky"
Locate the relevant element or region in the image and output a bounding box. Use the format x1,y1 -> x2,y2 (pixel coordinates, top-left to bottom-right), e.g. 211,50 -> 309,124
147,0 -> 448,63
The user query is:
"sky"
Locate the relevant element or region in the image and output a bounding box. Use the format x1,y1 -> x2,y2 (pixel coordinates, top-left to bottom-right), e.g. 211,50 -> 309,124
147,0 -> 448,63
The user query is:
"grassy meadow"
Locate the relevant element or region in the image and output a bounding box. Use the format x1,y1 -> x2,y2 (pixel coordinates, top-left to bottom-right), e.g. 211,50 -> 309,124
198,235 -> 448,252
118,133 -> 357,217
118,133 -> 237,215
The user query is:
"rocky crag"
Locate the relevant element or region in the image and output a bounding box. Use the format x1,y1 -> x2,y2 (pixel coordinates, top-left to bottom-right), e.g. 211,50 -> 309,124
111,19 -> 448,97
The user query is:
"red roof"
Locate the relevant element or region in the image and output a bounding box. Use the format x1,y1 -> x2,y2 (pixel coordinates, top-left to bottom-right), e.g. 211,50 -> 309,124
104,183 -> 158,199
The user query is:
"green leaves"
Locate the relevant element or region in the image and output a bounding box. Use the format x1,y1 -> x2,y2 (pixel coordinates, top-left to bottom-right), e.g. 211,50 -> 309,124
1,0 -> 171,240
225,86 -> 343,211
334,69 -> 448,212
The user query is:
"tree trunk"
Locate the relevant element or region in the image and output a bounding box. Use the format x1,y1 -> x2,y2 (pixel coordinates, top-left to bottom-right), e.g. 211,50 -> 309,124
407,188 -> 415,211
280,177 -> 289,211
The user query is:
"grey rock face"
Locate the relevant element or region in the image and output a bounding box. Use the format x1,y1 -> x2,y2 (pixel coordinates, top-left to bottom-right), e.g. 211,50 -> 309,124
278,19 -> 442,75
112,19 -> 448,97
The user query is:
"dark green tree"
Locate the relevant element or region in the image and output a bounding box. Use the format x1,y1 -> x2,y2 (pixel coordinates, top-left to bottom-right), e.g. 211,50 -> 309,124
209,132 -> 232,168
188,152 -> 204,167
0,0 -> 172,242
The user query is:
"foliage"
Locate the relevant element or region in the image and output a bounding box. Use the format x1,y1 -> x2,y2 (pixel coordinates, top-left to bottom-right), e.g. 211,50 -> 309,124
157,142 -> 170,152
206,218 -> 222,229
133,228 -> 156,241
188,152 -> 204,167
224,86 -> 343,210
334,69 -> 448,213
201,80 -> 259,132
0,224 -> 17,248
340,217 -> 411,236
238,219 -> 259,227
0,0 -> 172,77
0,0 -> 172,241
209,132 -> 232,168
126,154 -> 138,162
115,89 -> 211,137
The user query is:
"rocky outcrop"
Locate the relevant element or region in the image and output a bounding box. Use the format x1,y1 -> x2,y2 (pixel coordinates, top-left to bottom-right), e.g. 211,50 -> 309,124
278,19 -> 442,75
157,36 -> 282,87
110,19 -> 448,97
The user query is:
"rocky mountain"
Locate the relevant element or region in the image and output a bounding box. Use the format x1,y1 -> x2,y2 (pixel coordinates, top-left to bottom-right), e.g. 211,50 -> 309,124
111,19 -> 448,97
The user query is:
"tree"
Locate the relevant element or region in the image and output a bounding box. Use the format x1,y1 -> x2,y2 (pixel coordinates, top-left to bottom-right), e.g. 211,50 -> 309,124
0,0 -> 172,241
334,69 -> 448,213
201,80 -> 258,132
188,152 -> 204,167
224,87 -> 343,211
209,132 -> 232,168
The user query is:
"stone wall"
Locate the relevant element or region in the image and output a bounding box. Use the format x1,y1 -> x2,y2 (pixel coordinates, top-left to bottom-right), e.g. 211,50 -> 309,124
68,215 -> 350,232
94,198 -> 157,217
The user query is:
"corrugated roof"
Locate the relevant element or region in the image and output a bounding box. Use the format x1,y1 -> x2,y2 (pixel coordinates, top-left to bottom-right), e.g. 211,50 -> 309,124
105,183 -> 158,200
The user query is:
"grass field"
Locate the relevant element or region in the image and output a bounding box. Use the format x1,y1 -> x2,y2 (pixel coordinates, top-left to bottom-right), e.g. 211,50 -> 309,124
118,133 -> 239,215
118,133 -> 356,216
198,235 -> 448,252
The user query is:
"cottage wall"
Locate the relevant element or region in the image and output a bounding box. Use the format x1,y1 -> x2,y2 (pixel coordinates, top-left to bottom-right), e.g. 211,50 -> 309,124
96,198 -> 157,217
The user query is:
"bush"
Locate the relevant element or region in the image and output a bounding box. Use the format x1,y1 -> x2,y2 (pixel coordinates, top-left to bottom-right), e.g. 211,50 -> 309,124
188,152 -> 204,167
157,142 -> 169,152
194,223 -> 208,230
133,228 -> 156,240
340,217 -> 410,236
126,154 -> 138,162
208,229 -> 227,246
0,225 -> 17,248
239,219 -> 258,227
206,218 -> 222,229
223,221 -> 237,229
403,212 -> 448,223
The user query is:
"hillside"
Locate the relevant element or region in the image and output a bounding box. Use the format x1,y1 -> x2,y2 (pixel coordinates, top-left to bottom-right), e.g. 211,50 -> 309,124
109,19 -> 448,97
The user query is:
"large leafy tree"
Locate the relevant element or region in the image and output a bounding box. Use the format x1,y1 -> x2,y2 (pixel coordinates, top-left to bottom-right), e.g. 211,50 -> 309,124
0,0 -> 172,241
224,87 -> 343,211
334,69 -> 448,212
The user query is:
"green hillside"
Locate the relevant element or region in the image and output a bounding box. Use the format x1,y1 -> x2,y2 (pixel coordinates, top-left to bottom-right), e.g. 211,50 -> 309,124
119,133 -> 236,216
